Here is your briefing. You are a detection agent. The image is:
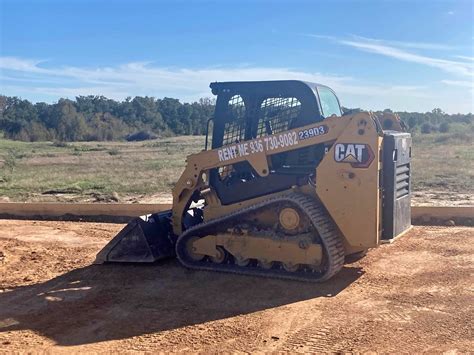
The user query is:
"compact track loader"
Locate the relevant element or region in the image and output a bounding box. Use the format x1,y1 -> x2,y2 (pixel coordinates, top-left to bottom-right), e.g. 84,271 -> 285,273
96,80 -> 412,282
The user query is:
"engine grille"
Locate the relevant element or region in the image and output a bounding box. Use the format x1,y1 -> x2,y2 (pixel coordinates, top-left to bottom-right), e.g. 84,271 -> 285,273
395,163 -> 410,198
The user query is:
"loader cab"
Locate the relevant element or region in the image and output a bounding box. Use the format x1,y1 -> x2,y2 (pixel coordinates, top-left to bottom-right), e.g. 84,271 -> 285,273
207,80 -> 342,205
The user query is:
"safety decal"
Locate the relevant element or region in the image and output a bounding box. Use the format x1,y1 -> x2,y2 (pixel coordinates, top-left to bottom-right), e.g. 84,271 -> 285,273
334,143 -> 374,168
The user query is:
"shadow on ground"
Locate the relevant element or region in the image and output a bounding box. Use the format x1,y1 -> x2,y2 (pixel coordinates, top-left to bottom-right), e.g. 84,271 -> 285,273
0,260 -> 362,345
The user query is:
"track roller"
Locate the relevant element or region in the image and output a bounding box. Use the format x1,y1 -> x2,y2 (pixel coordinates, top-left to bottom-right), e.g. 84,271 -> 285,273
175,193 -> 345,282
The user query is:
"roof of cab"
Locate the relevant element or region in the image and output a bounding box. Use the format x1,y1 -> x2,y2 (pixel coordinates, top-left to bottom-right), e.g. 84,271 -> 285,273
209,80 -> 335,96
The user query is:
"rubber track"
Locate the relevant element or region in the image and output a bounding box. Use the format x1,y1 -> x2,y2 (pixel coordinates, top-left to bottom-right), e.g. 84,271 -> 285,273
176,192 -> 345,282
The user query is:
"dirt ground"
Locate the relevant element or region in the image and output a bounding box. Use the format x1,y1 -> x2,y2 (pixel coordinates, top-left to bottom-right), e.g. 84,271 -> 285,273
0,221 -> 472,353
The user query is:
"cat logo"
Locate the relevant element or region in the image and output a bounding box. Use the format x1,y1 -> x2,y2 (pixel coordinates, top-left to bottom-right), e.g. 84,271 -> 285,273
334,143 -> 374,168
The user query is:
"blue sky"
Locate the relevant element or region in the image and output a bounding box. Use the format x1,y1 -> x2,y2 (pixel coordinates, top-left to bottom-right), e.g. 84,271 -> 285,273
0,0 -> 473,113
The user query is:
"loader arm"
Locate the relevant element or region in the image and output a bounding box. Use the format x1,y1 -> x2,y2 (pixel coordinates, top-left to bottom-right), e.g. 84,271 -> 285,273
171,111 -> 383,235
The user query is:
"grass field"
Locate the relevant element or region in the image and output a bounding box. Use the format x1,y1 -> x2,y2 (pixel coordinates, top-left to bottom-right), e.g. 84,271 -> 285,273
0,133 -> 472,205
0,136 -> 203,203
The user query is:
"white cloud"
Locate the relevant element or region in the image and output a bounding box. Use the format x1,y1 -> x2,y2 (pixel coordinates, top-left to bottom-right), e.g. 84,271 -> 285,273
447,11 -> 455,15
305,34 -> 457,51
336,39 -> 473,77
0,56 -> 472,113
0,57 -> 47,72
0,57 -> 352,100
305,35 -> 473,112
350,35 -> 457,51
0,56 -> 419,100
307,34 -> 474,78
456,55 -> 474,62
441,79 -> 474,88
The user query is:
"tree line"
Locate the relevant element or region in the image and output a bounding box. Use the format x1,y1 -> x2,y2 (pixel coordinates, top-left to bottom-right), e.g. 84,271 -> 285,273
0,95 -> 215,142
0,95 -> 472,142
344,107 -> 472,135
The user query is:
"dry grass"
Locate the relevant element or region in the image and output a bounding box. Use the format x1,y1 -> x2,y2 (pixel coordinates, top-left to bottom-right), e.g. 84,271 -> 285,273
411,132 -> 473,193
0,136 -> 204,202
0,132 -> 471,203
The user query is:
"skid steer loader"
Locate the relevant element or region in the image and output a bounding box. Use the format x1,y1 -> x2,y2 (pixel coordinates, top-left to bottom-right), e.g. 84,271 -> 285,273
96,80 -> 412,282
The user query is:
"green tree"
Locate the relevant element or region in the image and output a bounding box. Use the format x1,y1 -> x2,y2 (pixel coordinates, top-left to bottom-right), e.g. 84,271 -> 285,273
53,99 -> 88,141
421,122 -> 433,134
439,122 -> 450,133
0,94 -> 471,143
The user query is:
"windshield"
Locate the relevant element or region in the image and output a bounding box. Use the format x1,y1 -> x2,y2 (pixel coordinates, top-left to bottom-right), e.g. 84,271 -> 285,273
317,86 -> 342,118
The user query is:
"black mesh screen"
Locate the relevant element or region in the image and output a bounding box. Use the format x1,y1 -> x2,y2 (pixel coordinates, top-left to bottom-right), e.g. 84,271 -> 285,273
257,97 -> 301,137
221,95 -> 302,146
222,95 -> 246,146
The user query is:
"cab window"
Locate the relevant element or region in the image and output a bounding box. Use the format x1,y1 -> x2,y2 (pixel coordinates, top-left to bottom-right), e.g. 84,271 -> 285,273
318,86 -> 342,118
